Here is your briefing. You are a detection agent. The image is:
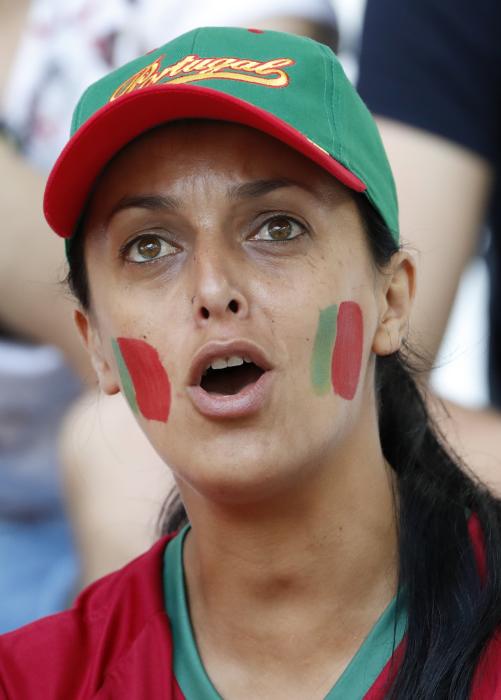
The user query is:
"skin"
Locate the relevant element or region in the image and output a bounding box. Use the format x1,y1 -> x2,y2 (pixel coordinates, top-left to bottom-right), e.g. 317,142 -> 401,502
59,388 -> 173,588
76,122 -> 415,699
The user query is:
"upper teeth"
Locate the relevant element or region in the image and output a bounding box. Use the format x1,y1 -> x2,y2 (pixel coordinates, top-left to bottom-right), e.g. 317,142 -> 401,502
205,355 -> 251,373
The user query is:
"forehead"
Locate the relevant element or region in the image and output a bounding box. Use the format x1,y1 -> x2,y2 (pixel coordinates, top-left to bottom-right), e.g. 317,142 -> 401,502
91,120 -> 348,205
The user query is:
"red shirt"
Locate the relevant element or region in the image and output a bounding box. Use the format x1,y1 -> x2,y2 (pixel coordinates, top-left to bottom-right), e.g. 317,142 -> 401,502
0,523 -> 500,699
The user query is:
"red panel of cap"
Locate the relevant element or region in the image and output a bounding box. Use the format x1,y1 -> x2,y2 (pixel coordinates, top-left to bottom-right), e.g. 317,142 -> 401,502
44,85 -> 366,238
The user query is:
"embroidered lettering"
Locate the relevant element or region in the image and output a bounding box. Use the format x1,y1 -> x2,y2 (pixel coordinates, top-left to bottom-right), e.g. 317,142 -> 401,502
110,53 -> 295,100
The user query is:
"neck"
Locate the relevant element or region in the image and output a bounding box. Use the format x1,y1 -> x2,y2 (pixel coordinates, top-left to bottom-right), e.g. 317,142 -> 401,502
178,414 -> 399,695
184,452 -> 397,607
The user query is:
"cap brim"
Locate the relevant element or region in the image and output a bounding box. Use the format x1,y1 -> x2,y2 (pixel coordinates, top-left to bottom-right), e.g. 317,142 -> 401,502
44,84 -> 366,238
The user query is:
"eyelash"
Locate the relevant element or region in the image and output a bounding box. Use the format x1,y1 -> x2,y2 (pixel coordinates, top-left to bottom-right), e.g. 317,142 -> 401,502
250,214 -> 307,243
119,214 -> 307,264
118,232 -> 177,264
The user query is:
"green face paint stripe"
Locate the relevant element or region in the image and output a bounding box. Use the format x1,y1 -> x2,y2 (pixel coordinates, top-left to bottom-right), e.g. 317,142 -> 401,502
311,304 -> 338,395
111,338 -> 139,415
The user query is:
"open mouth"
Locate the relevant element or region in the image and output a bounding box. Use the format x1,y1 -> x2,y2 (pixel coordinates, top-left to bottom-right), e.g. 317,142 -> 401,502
200,361 -> 265,395
187,344 -> 273,418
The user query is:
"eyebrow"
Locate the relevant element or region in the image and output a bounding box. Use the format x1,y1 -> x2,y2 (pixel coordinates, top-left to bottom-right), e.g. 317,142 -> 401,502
107,194 -> 180,224
106,178 -> 318,224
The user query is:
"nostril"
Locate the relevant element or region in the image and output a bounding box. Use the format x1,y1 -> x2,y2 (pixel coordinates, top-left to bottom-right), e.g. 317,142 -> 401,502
228,299 -> 239,314
201,307 -> 210,319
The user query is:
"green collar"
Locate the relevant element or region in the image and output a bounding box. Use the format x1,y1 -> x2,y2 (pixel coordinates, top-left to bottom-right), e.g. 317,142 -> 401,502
164,525 -> 220,698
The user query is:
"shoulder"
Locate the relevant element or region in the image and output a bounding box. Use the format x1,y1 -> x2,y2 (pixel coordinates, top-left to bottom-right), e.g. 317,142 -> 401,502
0,535 -> 178,699
59,389 -> 173,583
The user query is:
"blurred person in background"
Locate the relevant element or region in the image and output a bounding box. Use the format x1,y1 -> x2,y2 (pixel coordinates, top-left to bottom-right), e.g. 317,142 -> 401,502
357,0 -> 501,490
0,0 -> 83,634
0,0 -> 338,629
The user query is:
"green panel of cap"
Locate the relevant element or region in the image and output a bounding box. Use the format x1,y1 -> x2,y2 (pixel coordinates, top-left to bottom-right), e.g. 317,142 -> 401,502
71,26 -> 399,240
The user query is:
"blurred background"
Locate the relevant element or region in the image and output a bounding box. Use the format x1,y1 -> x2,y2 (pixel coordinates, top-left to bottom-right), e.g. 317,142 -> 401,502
0,0 -> 498,633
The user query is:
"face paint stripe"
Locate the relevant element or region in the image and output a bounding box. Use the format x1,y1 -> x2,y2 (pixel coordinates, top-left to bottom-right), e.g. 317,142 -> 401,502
112,338 -> 140,415
116,337 -> 171,422
311,304 -> 338,395
331,301 -> 363,400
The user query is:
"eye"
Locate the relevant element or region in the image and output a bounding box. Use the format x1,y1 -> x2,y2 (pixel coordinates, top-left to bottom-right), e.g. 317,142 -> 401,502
122,234 -> 177,263
251,215 -> 306,242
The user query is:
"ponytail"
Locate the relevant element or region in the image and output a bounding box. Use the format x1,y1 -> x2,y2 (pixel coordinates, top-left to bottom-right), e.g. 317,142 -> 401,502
377,349 -> 501,698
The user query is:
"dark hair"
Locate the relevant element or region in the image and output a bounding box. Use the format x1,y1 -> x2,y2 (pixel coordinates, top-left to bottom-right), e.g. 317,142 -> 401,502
358,198 -> 501,698
67,185 -> 501,699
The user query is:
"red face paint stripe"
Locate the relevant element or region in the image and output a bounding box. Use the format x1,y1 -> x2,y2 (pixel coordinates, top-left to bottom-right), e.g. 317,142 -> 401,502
331,301 -> 363,400
117,337 -> 171,422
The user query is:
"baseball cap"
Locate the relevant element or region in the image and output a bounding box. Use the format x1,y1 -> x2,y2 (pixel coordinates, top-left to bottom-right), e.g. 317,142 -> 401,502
43,26 -> 399,243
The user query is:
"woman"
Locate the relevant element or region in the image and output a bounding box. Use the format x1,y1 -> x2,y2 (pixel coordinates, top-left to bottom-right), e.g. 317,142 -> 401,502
1,26 -> 500,699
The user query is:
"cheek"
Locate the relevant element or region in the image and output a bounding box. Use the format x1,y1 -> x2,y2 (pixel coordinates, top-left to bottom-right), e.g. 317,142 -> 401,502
310,301 -> 364,401
112,337 -> 171,422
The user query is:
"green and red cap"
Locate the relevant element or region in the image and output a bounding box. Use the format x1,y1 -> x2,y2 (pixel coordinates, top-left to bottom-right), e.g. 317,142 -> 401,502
43,26 -> 399,243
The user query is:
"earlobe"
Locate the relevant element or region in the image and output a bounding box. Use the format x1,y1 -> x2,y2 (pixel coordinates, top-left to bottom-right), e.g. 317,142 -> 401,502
74,310 -> 120,395
372,251 -> 416,356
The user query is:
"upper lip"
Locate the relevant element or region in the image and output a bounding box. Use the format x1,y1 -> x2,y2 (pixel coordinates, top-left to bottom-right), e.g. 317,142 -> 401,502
188,339 -> 273,386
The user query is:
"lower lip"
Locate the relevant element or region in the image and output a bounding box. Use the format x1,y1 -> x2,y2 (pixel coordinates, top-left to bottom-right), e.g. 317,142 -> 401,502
186,370 -> 274,419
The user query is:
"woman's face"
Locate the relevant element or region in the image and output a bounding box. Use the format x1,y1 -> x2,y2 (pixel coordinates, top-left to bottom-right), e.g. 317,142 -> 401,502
79,122 -> 406,504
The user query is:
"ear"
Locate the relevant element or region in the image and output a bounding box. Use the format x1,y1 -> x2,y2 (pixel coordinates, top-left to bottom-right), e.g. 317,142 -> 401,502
74,309 -> 119,395
372,251 -> 416,356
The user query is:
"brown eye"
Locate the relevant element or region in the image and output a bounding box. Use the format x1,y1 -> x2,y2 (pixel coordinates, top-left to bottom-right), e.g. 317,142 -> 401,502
268,217 -> 292,240
138,236 -> 162,258
125,234 -> 176,263
252,216 -> 305,242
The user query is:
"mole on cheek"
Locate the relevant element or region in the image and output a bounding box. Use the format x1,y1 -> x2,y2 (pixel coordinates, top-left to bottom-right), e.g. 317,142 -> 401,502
112,337 -> 171,422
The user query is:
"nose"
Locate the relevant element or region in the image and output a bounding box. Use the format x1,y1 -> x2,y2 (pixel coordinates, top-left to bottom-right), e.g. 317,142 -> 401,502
190,248 -> 249,326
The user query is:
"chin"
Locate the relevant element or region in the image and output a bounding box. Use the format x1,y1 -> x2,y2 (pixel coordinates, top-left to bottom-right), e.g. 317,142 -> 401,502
145,407 -> 336,505
165,438 -> 304,507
